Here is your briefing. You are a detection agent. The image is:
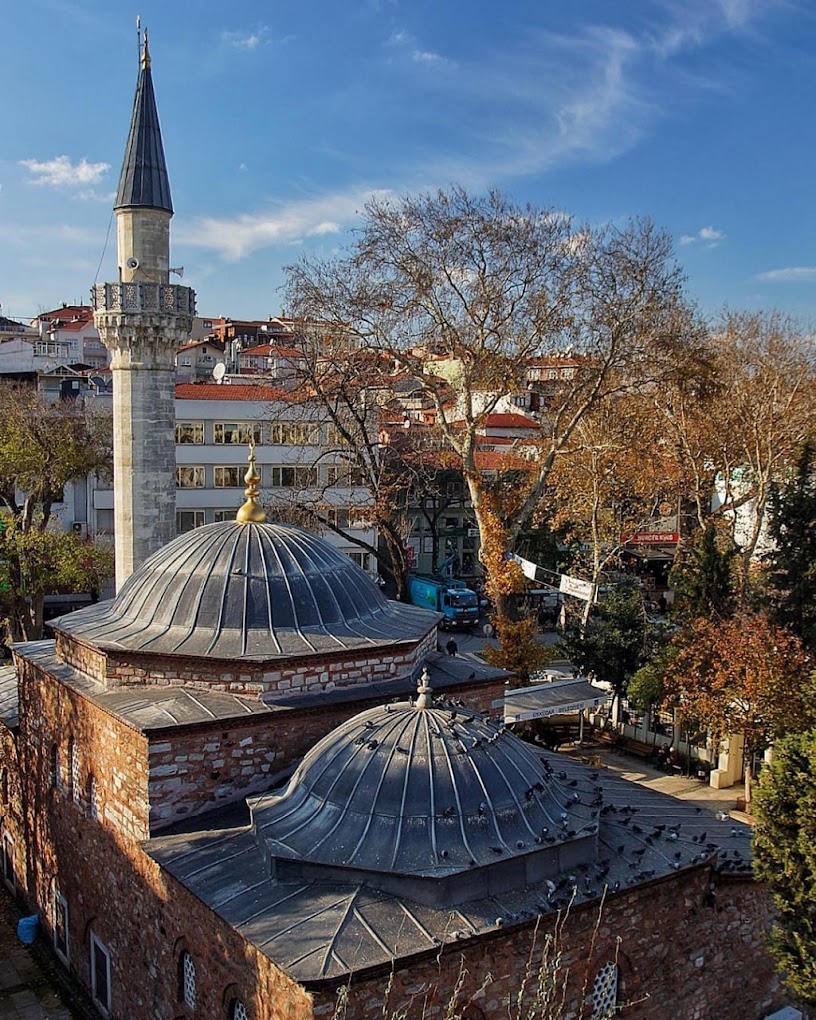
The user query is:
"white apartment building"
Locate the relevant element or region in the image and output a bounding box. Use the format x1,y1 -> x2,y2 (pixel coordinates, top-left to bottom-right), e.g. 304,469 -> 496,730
90,383 -> 379,575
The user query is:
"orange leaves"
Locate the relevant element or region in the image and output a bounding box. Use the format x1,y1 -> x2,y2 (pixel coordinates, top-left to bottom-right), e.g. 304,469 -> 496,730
662,612 -> 816,750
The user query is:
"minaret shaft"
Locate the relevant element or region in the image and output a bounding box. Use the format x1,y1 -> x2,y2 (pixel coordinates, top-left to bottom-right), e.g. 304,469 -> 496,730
93,34 -> 195,591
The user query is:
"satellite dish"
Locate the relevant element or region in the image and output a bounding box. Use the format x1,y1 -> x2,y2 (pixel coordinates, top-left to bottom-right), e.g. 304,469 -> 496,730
212,362 -> 226,382
126,257 -> 139,269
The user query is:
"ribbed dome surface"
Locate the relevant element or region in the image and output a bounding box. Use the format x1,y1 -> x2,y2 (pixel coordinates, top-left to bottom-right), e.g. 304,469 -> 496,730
251,691 -> 600,882
53,521 -> 435,660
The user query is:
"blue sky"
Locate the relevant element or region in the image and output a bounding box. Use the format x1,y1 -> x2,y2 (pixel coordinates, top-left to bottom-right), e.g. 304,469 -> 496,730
2,0 -> 815,324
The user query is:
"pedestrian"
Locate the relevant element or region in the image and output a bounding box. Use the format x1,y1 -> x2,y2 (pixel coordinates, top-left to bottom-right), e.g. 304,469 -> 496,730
446,637 -> 458,656
482,621 -> 494,640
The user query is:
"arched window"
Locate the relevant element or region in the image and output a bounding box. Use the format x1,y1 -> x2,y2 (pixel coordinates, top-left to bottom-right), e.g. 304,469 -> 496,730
230,1000 -> 249,1020
179,950 -> 196,1008
590,961 -> 619,1019
69,738 -> 80,803
88,775 -> 98,820
50,744 -> 61,790
1,768 -> 8,804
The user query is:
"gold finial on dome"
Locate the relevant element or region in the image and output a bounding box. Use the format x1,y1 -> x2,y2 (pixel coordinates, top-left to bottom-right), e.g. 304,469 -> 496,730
141,29 -> 151,70
415,667 -> 433,709
236,440 -> 267,523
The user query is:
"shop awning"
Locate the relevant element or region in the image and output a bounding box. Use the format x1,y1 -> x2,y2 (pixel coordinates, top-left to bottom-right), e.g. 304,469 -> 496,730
501,678 -> 607,724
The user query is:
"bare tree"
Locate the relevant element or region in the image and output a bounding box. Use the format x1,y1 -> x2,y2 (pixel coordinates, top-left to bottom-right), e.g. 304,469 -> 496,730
286,187 -> 697,630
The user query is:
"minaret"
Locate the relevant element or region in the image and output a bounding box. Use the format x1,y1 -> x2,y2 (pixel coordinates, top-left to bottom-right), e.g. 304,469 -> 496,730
93,31 -> 195,590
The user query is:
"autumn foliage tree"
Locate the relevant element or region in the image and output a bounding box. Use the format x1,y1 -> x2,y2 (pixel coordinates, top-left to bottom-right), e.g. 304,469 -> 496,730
660,611 -> 816,805
0,387 -> 113,641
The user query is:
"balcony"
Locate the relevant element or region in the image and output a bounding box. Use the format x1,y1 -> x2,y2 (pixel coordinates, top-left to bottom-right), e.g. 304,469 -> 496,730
92,282 -> 196,317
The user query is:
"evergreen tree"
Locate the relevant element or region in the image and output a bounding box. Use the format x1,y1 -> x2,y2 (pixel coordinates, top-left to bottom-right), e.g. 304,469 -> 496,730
753,729 -> 816,1006
670,523 -> 736,620
558,581 -> 647,705
764,443 -> 816,650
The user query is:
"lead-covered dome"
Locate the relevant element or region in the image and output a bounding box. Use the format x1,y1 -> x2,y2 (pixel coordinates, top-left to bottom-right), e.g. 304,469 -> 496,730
250,676 -> 601,905
53,521 -> 436,660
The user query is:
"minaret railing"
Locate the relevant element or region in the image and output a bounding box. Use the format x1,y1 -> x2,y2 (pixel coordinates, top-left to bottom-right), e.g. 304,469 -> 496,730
92,281 -> 196,317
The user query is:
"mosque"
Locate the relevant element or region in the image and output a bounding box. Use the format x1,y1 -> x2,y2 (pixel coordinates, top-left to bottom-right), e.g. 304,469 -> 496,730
0,32 -> 786,1020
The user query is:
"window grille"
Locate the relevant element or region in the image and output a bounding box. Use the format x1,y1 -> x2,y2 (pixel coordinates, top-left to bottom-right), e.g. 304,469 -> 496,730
590,961 -> 619,1019
180,951 -> 196,1008
69,738 -> 79,802
231,1001 -> 249,1020
51,744 -> 61,790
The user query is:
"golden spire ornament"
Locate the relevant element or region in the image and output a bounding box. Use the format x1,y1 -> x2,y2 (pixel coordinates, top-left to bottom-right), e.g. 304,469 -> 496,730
236,440 -> 267,523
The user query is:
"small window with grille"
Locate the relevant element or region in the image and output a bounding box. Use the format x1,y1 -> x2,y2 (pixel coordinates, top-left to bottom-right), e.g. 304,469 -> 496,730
50,744 -> 62,790
178,950 -> 196,1008
590,961 -> 619,1019
230,999 -> 249,1020
88,775 -> 99,821
69,738 -> 79,803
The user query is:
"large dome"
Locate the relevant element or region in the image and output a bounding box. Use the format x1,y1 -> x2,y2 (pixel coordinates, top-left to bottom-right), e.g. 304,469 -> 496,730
53,521 -> 436,660
250,675 -> 600,904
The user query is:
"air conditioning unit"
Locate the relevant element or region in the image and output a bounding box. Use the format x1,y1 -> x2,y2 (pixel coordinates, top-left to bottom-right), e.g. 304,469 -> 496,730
72,522 -> 87,538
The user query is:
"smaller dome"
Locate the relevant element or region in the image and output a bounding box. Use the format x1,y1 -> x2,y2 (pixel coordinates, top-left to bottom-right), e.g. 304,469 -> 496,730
251,678 -> 600,903
54,521 -> 435,660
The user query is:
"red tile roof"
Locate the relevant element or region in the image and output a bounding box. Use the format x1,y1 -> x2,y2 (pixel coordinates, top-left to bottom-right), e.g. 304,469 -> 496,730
482,412 -> 541,429
175,383 -> 303,402
239,344 -> 303,359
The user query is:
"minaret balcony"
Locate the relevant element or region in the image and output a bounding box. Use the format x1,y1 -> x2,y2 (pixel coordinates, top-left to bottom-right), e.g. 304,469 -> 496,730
92,281 -> 196,317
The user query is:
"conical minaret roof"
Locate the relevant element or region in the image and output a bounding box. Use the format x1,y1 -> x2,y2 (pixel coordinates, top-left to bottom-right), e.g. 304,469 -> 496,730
114,32 -> 173,213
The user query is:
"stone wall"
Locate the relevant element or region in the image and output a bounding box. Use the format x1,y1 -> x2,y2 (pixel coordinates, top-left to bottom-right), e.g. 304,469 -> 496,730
56,626 -> 439,696
0,718 -> 23,896
14,652 -> 150,846
310,869 -> 782,1020
148,674 -> 506,831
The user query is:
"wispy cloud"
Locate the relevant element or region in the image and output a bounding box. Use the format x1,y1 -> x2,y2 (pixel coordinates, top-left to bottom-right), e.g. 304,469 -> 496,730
680,225 -> 726,247
177,188 -> 391,260
387,28 -> 455,69
412,49 -> 445,65
221,26 -> 278,50
755,266 -> 816,283
20,155 -> 110,188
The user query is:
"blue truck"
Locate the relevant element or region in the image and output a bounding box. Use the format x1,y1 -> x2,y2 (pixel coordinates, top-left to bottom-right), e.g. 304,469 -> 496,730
407,574 -> 480,630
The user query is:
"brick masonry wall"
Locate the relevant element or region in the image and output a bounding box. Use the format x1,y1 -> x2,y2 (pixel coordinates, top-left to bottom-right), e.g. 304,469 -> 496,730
14,652 -> 150,847
3,647 -> 786,1020
310,869 -> 783,1020
0,720 -> 24,896
9,648 -> 312,1020
56,627 -> 439,697
148,676 -> 507,831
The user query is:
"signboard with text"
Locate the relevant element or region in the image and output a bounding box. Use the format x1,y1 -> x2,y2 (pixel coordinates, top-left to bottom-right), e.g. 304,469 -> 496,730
559,574 -> 595,601
621,531 -> 679,544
